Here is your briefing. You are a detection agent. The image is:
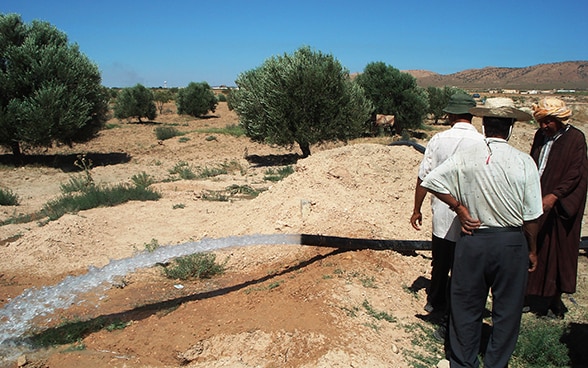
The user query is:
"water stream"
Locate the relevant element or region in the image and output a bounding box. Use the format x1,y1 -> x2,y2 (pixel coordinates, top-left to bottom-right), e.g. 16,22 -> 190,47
0,233 -> 302,361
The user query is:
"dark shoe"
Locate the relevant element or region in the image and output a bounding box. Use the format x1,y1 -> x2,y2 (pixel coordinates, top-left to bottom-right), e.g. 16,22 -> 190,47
433,324 -> 448,342
424,303 -> 435,313
424,302 -> 446,314
522,305 -> 531,313
549,297 -> 568,318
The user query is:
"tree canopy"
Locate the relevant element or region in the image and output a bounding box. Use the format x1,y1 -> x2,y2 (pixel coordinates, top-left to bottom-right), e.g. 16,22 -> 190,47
113,84 -> 157,122
230,46 -> 372,157
176,82 -> 217,118
355,62 -> 429,134
0,13 -> 108,160
427,86 -> 468,124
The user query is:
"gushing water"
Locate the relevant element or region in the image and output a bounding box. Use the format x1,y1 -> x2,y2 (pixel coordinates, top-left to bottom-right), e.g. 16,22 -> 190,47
0,234 -> 301,361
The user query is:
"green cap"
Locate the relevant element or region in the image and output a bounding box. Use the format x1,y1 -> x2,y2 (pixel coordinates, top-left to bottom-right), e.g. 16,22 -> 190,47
443,93 -> 476,115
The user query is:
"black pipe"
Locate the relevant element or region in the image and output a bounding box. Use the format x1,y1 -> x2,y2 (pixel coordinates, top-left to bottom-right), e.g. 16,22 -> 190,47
300,234 -> 588,251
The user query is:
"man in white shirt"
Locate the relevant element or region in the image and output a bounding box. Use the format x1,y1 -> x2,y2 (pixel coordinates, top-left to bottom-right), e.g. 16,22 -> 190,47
411,93 -> 484,318
421,106 -> 542,368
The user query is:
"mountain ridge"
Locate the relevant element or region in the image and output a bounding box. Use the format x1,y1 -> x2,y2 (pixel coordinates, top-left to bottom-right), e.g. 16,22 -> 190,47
403,61 -> 588,90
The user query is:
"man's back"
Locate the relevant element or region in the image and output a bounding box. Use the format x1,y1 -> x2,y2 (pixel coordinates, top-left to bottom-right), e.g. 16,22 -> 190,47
419,123 -> 484,175
424,138 -> 543,228
418,123 -> 484,240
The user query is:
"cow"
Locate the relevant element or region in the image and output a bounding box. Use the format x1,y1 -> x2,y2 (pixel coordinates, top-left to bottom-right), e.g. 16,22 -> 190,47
374,114 -> 395,136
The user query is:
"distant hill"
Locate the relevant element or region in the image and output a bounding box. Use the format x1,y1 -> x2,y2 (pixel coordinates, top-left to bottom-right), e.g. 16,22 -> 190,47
404,61 -> 588,90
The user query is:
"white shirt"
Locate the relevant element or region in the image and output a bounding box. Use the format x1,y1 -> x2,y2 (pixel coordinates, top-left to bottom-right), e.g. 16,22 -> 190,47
421,138 -> 543,228
418,123 -> 485,241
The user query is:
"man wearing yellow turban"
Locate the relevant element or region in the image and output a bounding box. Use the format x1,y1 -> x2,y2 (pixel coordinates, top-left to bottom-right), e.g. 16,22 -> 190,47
525,97 -> 588,318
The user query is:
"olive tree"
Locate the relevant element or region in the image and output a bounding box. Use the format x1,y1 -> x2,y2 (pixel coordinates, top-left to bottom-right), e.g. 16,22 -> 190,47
230,46 -> 372,157
355,62 -> 429,134
0,13 -> 108,161
113,84 -> 157,122
153,89 -> 174,115
427,86 -> 468,124
176,82 -> 217,117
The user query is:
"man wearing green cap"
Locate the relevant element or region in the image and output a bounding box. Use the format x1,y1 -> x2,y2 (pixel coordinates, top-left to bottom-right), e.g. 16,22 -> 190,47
411,93 -> 484,330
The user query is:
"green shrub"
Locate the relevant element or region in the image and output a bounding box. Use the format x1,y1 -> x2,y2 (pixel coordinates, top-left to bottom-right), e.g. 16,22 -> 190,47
263,165 -> 294,182
131,171 -> 154,188
42,184 -> 161,221
511,316 -> 570,367
60,175 -> 93,194
196,124 -> 246,138
198,166 -> 227,178
200,191 -> 230,202
0,187 -> 19,206
162,253 -> 225,280
169,161 -> 196,180
226,184 -> 262,198
155,126 -> 182,140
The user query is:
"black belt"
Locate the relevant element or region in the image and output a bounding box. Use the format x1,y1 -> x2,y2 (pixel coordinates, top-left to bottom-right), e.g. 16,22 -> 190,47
472,227 -> 522,234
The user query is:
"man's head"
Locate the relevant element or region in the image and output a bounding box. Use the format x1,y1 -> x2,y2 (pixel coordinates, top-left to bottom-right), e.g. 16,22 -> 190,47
469,106 -> 532,139
532,97 -> 571,137
443,93 -> 476,123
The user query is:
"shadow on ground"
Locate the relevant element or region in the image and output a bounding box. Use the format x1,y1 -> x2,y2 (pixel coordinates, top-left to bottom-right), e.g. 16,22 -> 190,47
0,152 -> 132,172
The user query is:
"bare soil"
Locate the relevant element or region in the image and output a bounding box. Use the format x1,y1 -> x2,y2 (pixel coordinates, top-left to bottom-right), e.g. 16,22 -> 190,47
1,100 -> 587,368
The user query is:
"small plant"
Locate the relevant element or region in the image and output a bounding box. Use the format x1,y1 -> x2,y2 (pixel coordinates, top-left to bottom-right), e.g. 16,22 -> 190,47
105,320 -> 130,332
74,154 -> 94,188
225,184 -> 263,199
197,166 -> 227,178
162,252 -> 226,280
341,305 -> 359,317
62,339 -> 86,352
362,299 -> 396,322
205,135 -> 217,141
169,161 -> 196,180
402,322 -> 444,367
178,136 -> 190,143
0,187 -> 19,206
60,175 -> 91,194
263,165 -> 294,182
267,281 -> 283,290
144,238 -> 160,252
200,191 -> 230,202
60,155 -> 95,194
131,171 -> 154,188
155,126 -> 182,140
360,276 -> 378,288
172,203 -> 186,209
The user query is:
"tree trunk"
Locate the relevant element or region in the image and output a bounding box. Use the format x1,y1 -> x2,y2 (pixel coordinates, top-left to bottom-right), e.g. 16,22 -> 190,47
299,142 -> 311,158
11,141 -> 23,166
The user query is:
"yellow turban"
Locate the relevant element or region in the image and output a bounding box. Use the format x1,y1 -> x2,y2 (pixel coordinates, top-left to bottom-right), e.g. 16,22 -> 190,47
532,97 -> 572,121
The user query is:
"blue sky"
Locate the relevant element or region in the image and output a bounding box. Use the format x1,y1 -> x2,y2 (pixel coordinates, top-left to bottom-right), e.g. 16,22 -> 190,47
3,0 -> 587,88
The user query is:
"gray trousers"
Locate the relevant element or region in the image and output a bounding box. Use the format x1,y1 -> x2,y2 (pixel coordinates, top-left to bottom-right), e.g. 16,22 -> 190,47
449,230 -> 529,368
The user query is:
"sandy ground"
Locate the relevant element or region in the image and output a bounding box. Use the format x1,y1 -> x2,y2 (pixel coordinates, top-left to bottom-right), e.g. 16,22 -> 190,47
0,100 -> 587,367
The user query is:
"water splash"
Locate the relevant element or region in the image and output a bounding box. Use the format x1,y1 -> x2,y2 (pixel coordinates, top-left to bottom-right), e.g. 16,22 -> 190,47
0,234 -> 301,361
